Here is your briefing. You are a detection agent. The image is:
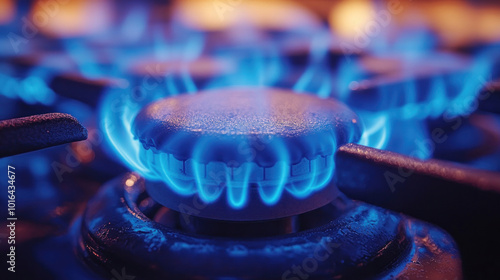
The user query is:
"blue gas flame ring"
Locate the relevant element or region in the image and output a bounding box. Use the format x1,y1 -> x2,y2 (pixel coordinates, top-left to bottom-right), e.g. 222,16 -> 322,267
132,87 -> 361,215
145,174 -> 339,221
75,173 -> 462,279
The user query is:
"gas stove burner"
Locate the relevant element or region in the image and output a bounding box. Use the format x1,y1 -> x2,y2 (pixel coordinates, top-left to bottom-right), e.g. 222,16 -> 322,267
75,173 -> 461,280
5,1 -> 500,279
132,87 -> 361,220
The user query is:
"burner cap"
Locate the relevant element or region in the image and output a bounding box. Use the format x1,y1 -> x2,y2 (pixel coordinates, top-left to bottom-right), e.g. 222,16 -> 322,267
133,87 -> 361,220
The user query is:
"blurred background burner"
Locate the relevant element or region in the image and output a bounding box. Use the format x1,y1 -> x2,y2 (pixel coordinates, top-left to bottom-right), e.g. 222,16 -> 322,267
1,0 -> 500,279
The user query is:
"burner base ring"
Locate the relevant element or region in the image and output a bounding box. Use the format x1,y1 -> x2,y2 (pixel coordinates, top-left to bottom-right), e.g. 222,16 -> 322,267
75,173 -> 462,280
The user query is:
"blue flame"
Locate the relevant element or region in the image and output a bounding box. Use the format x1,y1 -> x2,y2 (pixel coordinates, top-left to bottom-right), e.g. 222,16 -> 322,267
293,31 -> 331,97
0,73 -> 55,105
101,84 -> 346,208
100,87 -> 159,177
99,25 -> 353,208
97,8 -> 499,209
351,52 -> 491,121
358,111 -> 389,150
205,44 -> 284,89
332,48 -> 494,159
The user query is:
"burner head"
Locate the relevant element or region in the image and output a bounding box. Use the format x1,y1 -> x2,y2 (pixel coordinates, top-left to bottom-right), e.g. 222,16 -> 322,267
133,87 -> 361,220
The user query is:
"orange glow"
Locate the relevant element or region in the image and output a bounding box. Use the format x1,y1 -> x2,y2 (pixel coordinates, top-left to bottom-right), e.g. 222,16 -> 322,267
124,173 -> 140,192
328,0 -> 500,48
476,7 -> 500,43
174,0 -> 320,32
174,0 -> 226,31
125,179 -> 135,187
71,141 -> 95,164
417,1 -> 500,47
0,0 -> 15,24
422,1 -> 474,47
329,0 -> 375,41
31,0 -> 114,37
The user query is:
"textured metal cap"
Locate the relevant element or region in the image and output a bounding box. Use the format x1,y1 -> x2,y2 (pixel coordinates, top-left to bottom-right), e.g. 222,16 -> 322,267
133,87 -> 361,166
